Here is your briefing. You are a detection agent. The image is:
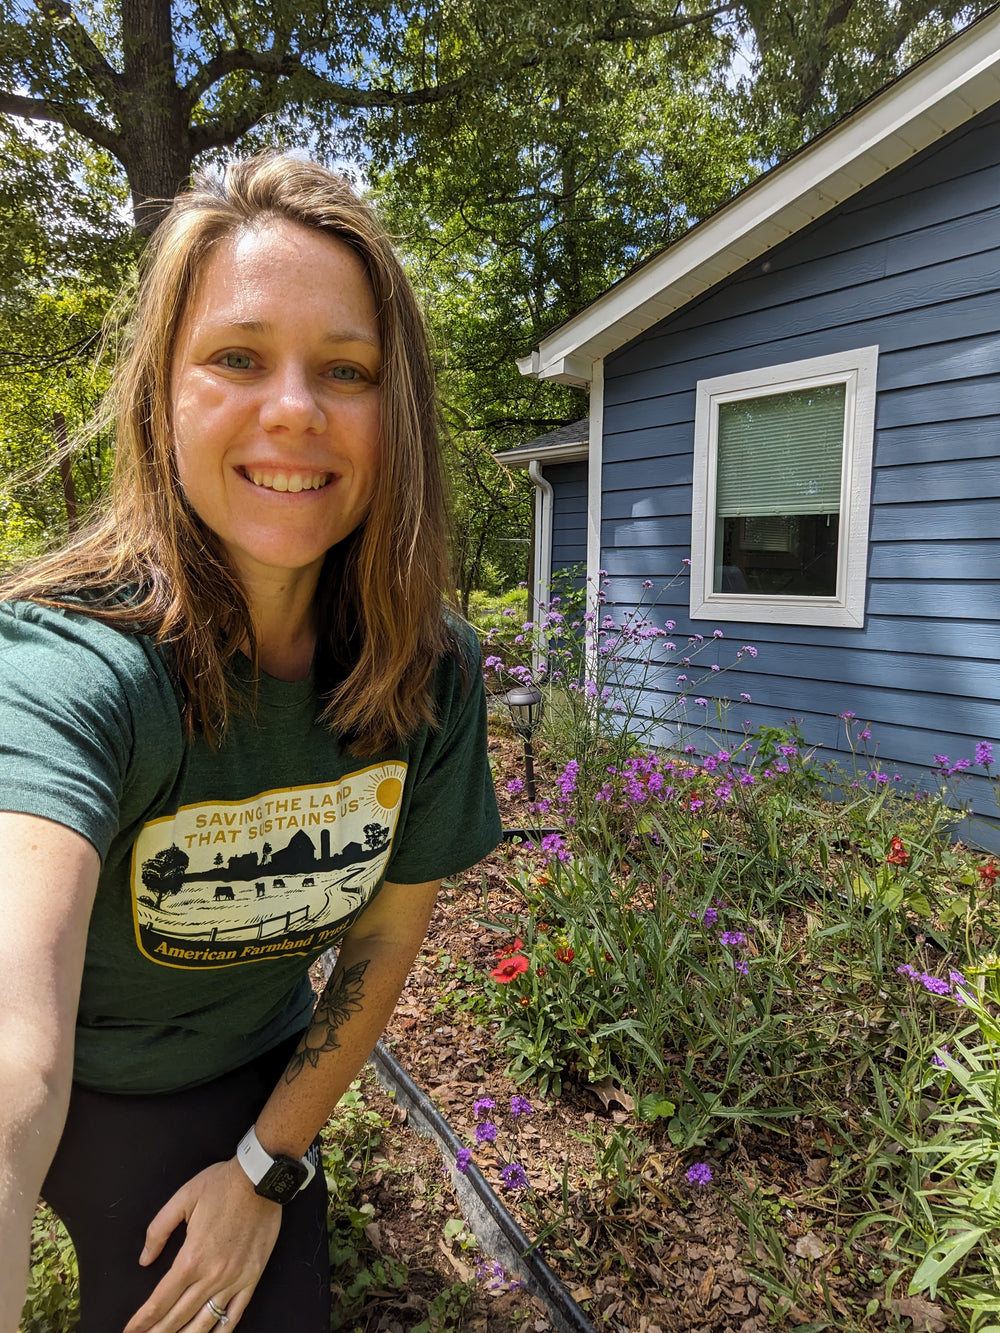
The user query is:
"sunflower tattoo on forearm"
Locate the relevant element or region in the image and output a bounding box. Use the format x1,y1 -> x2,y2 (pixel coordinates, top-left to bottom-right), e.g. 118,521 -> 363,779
284,958 -> 371,1084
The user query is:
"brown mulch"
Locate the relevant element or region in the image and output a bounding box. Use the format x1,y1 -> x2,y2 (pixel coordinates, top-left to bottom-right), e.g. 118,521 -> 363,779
329,727 -> 941,1333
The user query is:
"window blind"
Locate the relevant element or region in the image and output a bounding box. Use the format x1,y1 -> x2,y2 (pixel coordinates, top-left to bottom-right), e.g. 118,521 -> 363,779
716,383 -> 846,518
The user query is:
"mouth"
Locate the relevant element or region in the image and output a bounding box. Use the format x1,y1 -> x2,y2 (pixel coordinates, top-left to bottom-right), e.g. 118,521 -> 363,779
240,468 -> 333,493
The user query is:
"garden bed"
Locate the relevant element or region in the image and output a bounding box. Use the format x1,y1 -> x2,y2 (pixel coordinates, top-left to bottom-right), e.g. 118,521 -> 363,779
339,728 -> 988,1333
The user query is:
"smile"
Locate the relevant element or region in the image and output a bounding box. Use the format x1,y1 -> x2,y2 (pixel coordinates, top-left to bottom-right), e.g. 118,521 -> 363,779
242,469 -> 332,493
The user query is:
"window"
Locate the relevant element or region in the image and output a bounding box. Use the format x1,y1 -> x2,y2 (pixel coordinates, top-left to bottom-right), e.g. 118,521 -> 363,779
690,346 -> 878,628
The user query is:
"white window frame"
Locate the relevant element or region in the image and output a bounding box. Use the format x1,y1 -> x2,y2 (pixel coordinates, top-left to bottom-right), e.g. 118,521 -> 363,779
690,346 -> 878,628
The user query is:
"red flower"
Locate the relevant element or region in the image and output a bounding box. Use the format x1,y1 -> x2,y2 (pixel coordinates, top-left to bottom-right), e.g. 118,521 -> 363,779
536,966 -> 547,977
554,946 -> 575,964
981,862 -> 999,882
490,954 -> 529,983
886,837 -> 910,867
493,938 -> 524,960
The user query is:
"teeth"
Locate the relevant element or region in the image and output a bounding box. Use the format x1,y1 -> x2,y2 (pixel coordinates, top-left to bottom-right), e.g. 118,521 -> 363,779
247,471 -> 330,492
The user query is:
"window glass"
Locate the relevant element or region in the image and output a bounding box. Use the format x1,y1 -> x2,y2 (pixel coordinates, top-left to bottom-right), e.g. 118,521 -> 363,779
713,384 -> 845,597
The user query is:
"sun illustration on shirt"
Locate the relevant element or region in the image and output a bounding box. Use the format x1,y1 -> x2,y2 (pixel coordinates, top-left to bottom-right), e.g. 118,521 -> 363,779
364,771 -> 403,821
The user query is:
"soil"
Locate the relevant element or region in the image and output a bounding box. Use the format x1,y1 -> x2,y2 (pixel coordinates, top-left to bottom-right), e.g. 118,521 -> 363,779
323,729 -> 948,1333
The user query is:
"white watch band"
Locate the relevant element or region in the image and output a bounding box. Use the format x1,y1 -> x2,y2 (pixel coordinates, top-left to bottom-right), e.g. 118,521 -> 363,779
236,1124 -> 316,1191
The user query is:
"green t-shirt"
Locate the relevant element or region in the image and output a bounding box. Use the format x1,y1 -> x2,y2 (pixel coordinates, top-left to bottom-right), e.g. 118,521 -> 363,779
0,601 -> 501,1093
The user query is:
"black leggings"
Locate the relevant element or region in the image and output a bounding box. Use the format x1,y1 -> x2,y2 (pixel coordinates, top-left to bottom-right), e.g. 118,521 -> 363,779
41,1037 -> 331,1332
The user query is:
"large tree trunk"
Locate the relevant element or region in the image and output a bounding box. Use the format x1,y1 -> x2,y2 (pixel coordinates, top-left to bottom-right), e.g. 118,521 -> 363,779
117,0 -> 196,233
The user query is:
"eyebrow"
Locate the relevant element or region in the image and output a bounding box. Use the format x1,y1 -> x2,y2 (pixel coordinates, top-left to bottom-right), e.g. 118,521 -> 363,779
224,319 -> 381,349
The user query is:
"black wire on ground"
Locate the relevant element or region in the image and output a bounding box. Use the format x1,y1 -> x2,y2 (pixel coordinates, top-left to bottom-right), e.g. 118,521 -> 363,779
368,1041 -> 596,1333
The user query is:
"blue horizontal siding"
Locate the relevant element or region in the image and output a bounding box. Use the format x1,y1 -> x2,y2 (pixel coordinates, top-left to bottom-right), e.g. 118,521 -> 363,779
591,98 -> 1000,841
546,460 -> 588,575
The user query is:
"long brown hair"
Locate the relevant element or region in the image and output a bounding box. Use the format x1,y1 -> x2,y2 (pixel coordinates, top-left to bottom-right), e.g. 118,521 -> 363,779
1,155 -> 455,752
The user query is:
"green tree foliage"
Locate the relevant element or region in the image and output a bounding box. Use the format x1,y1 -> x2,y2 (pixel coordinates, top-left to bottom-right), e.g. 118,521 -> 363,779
374,34 -> 761,603
739,0 -> 998,153
0,0 -> 740,230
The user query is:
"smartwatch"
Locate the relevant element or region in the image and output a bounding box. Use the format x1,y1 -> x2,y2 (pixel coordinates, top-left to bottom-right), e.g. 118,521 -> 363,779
236,1124 -> 318,1204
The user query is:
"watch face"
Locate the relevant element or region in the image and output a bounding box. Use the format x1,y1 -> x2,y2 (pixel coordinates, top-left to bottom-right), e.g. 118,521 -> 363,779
256,1156 -> 308,1204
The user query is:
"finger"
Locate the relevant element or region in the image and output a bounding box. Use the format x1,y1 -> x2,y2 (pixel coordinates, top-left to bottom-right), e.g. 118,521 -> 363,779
123,1278 -> 202,1333
202,1285 -> 254,1332
139,1186 -> 192,1266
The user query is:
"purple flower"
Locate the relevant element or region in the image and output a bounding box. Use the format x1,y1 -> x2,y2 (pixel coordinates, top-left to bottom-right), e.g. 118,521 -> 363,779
474,1121 -> 498,1145
642,579 -> 653,589
474,1098 -> 496,1119
919,974 -> 951,997
976,742 -> 994,768
740,692 -> 752,702
741,645 -> 758,658
557,760 -> 579,797
541,832 -> 571,863
932,1046 -> 950,1069
455,1149 -> 472,1174
510,1095 -> 533,1117
500,1162 -> 530,1190
695,697 -> 708,707
484,655 -> 503,670
686,1162 -> 713,1186
506,778 -> 524,795
735,960 -> 749,975
720,931 -> 746,947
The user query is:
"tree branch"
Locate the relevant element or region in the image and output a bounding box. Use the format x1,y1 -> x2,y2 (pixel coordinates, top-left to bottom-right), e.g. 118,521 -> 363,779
34,0 -> 122,103
0,90 -> 122,156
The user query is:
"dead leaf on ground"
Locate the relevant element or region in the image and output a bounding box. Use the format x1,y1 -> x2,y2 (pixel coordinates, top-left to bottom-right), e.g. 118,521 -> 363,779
588,1075 -> 635,1112
892,1295 -> 949,1332
793,1232 -> 828,1260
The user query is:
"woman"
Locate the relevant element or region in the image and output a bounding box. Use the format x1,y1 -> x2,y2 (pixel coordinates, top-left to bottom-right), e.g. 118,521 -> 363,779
0,155 -> 500,1333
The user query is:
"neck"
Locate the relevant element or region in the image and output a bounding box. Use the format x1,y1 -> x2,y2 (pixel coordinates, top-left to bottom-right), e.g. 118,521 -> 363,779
245,572 -> 320,682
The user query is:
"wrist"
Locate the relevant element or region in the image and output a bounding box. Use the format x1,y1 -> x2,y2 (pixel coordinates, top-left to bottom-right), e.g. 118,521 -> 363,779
236,1124 -> 318,1205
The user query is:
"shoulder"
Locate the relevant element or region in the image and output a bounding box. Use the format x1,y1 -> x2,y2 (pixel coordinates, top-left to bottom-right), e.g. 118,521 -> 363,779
0,598 -> 180,721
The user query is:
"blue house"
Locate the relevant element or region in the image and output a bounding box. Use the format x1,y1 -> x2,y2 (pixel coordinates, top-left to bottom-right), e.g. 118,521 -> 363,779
504,10 -> 1000,843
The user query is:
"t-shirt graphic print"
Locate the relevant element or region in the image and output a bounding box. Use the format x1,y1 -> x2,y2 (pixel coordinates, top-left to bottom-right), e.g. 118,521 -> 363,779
130,762 -> 407,968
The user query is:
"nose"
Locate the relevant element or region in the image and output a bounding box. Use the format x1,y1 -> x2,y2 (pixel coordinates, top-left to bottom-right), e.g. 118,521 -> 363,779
258,363 -> 326,435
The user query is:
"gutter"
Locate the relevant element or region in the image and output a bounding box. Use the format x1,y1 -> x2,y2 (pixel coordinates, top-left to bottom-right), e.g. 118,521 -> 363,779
529,460 -> 554,673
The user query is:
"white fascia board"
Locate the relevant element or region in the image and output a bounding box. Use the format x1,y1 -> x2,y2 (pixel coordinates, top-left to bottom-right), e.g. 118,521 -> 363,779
521,9 -> 1000,381
493,440 -> 589,467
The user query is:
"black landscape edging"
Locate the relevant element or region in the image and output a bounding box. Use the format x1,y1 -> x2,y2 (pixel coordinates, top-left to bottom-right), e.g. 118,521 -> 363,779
500,827 -> 562,842
368,1040 -> 596,1333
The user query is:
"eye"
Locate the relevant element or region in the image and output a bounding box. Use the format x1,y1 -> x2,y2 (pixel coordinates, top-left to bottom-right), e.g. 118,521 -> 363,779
220,351 -> 253,370
329,364 -> 365,382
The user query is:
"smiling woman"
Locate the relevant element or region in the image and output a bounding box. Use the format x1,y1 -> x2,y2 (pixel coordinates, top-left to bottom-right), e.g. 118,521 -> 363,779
170,219 -> 383,667
0,157 -> 501,1333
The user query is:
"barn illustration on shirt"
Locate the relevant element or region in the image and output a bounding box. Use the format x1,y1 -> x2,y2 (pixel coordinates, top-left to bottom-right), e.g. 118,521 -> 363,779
129,763 -> 407,968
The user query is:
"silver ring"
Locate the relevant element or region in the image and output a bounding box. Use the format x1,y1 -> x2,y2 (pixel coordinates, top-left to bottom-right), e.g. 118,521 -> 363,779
206,1298 -> 230,1326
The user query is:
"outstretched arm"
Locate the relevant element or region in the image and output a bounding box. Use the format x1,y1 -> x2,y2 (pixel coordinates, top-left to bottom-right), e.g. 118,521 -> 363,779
125,877 -> 443,1333
0,813 -> 99,1333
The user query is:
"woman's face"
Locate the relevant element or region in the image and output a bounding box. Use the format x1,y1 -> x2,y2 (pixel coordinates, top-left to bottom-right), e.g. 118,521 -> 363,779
170,218 -> 382,601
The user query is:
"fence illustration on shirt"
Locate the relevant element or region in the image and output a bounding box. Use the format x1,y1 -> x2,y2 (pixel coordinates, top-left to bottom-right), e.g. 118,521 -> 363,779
129,763 -> 407,968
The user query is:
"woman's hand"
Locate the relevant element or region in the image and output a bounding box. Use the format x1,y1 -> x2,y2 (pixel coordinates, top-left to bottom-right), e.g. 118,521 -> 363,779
123,1158 -> 282,1333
